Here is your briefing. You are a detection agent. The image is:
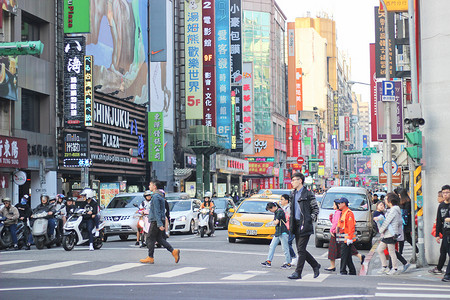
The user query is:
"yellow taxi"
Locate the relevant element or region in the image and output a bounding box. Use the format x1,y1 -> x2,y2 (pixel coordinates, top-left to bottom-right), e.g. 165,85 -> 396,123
227,191 -> 283,243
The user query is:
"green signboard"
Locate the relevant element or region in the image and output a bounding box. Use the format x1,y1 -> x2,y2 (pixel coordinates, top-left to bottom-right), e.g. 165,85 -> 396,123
64,0 -> 90,33
148,112 -> 164,162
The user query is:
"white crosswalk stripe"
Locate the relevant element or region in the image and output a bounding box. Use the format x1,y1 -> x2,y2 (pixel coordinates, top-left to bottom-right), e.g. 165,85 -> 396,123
147,267 -> 205,278
221,270 -> 268,280
3,261 -> 88,274
0,260 -> 34,266
74,263 -> 145,276
375,283 -> 450,299
295,273 -> 330,282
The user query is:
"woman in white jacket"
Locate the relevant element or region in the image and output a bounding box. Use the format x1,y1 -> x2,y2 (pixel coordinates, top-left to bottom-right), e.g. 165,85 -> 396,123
376,192 -> 403,275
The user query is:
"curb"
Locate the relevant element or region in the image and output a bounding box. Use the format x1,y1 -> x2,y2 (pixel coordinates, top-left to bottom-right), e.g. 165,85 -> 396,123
359,237 -> 380,276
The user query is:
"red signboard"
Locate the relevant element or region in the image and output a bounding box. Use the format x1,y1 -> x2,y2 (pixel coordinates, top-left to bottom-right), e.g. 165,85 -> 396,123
378,168 -> 402,184
292,124 -> 302,157
296,68 -> 303,111
0,135 -> 28,169
304,169 -> 310,177
202,0 -> 216,127
344,116 -> 350,142
248,162 -> 274,175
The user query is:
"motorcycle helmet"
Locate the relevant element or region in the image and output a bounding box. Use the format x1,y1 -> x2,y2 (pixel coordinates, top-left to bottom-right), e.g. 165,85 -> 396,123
80,188 -> 96,199
204,191 -> 212,198
40,194 -> 49,203
143,190 -> 152,197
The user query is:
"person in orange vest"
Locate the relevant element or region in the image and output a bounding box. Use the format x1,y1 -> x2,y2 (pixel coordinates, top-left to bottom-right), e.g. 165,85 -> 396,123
336,197 -> 357,275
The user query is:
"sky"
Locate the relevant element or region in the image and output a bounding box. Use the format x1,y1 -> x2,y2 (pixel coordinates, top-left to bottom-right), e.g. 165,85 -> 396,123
276,0 -> 380,102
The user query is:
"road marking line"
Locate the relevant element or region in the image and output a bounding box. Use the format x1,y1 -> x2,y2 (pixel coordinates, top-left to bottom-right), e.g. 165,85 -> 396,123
375,293 -> 450,299
0,260 -> 34,266
379,283 -> 450,288
73,263 -> 144,276
3,261 -> 88,274
377,286 -> 450,292
221,270 -> 268,281
296,273 -> 330,282
146,267 -> 205,278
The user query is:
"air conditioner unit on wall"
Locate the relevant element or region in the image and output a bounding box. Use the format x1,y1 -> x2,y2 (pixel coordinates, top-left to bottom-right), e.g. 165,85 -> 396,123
391,143 -> 406,160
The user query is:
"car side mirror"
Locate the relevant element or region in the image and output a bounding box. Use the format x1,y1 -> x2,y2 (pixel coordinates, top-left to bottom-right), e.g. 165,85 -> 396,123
229,208 -> 235,213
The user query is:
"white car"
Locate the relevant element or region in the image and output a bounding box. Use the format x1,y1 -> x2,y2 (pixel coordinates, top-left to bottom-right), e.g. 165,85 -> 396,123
168,199 -> 201,234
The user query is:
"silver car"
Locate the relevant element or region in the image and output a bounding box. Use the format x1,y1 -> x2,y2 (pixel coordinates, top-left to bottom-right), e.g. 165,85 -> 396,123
314,187 -> 374,250
100,193 -> 144,241
168,199 -> 201,234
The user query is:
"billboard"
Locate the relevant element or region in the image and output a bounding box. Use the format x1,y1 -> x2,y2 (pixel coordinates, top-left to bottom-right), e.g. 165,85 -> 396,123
242,62 -> 254,155
374,6 -> 395,78
287,22 -> 296,115
149,0 -> 167,62
215,0 -> 231,148
0,55 -> 18,101
376,80 -> 404,141
229,0 -> 242,84
248,135 -> 274,157
296,68 -> 303,111
0,135 -> 28,169
64,0 -> 90,33
292,125 -> 301,157
85,0 -> 148,104
148,112 -> 164,162
63,131 -> 90,168
64,36 -> 86,128
231,86 -> 243,151
202,0 -> 216,128
356,157 -> 371,175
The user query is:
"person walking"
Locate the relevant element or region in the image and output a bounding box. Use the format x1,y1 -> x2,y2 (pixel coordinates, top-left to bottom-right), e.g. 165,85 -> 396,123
435,185 -> 450,282
261,202 -> 291,269
287,172 -> 321,280
429,190 -> 448,275
376,192 -> 403,275
397,188 -> 418,255
140,179 -> 180,264
335,197 -> 357,275
280,194 -> 297,266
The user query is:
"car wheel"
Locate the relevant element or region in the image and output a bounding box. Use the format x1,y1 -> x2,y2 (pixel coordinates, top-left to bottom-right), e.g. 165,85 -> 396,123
119,234 -> 129,241
315,236 -> 324,248
228,237 -> 236,243
189,219 -> 195,234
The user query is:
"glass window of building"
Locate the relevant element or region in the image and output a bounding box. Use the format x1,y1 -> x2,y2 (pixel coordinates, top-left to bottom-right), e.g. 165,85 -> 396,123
21,89 -> 40,132
21,14 -> 41,57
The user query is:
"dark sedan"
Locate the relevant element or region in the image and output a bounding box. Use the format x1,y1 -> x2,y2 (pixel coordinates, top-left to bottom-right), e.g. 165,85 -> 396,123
212,197 -> 236,229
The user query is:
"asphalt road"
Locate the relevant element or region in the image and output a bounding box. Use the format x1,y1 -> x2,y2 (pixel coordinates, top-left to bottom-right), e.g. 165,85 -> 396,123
1,230 -> 449,299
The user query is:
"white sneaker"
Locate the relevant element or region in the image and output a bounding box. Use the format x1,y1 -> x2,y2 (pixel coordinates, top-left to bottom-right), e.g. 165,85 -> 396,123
291,257 -> 298,266
387,268 -> 399,275
89,243 -> 94,251
377,267 -> 389,274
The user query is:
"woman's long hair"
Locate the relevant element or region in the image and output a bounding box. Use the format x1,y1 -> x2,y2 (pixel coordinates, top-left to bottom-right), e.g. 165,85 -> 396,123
397,188 -> 411,206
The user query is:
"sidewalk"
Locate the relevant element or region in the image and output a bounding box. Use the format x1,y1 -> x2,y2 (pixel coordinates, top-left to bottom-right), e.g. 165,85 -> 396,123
362,237 -> 448,282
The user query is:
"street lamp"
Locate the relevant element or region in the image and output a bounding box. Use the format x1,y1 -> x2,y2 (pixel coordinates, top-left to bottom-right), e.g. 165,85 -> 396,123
347,81 -> 370,86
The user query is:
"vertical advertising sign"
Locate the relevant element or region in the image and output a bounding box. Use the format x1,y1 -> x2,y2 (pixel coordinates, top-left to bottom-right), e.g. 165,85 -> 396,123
63,131 -> 90,168
363,135 -> 368,148
339,116 -> 345,141
148,112 -> 164,162
296,68 -> 303,111
370,44 -> 378,142
215,0 -> 231,148
150,0 -> 167,62
84,55 -> 93,127
64,0 -> 90,33
374,6 -> 396,78
318,142 -> 325,166
376,80 -> 404,140
287,22 -> 296,115
231,86 -> 243,152
202,0 -> 216,127
344,116 -> 350,142
356,157 -> 371,175
185,0 -> 203,119
292,125 -> 302,157
64,36 -> 86,128
333,93 -> 339,130
229,0 -> 242,85
242,62 -> 254,155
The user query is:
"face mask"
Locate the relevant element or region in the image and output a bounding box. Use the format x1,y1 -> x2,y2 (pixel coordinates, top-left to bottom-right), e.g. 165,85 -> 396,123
21,199 -> 27,205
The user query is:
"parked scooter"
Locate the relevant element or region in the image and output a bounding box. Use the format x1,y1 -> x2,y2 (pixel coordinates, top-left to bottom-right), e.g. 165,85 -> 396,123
198,208 -> 213,238
0,217 -> 28,250
62,208 -> 105,251
30,209 -> 61,249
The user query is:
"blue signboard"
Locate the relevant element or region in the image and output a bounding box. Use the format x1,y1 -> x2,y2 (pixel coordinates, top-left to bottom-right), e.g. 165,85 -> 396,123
363,135 -> 368,148
215,0 -> 231,149
331,135 -> 338,150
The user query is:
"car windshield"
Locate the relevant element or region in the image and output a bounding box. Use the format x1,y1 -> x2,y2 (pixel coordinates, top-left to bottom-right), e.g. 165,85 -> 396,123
258,189 -> 290,195
237,201 -> 273,214
166,193 -> 189,200
213,199 -> 228,209
169,200 -> 192,212
321,193 -> 368,211
106,195 -> 144,208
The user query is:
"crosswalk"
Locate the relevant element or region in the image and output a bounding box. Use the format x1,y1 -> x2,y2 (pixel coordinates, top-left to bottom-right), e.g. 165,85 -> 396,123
0,259 -> 329,282
375,283 -> 450,299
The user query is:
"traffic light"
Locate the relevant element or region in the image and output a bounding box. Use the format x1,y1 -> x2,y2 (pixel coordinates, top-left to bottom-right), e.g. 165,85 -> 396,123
405,129 -> 422,159
0,41 -> 44,56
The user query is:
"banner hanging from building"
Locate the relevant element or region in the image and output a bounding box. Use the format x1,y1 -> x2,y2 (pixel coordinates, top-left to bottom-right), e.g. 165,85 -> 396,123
150,0 -> 167,62
64,36 -> 86,128
229,0 -> 242,85
231,86 -> 243,151
292,125 -> 301,157
296,68 -> 303,111
202,0 -> 216,127
185,0 -> 203,119
215,0 -> 231,148
148,112 -> 164,162
374,6 -> 395,78
242,62 -> 254,155
64,0 -> 90,33
287,22 -> 296,116
84,55 -> 93,127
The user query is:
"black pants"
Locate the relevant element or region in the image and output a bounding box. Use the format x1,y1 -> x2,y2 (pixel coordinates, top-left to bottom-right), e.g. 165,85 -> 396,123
444,235 -> 450,278
294,233 -> 319,275
399,231 -> 418,254
438,239 -> 448,271
147,221 -> 174,258
340,243 -> 356,275
389,251 -> 407,268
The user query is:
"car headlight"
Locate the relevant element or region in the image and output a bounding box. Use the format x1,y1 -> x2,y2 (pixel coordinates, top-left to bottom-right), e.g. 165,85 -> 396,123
265,221 -> 276,227
176,215 -> 187,222
229,218 -> 240,226
317,219 -> 332,226
217,213 -> 225,219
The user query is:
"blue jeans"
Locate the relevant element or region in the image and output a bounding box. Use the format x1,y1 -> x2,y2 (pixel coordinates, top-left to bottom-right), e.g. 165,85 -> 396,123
47,218 -> 56,237
267,232 -> 291,264
288,232 -> 296,258
6,224 -> 18,245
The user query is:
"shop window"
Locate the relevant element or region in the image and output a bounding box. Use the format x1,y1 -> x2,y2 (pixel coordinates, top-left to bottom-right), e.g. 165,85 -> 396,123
21,89 -> 40,132
21,14 -> 41,57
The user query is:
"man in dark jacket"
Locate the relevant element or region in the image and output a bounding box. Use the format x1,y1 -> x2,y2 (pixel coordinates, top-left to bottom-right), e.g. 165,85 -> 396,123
15,195 -> 32,250
1,197 -> 20,250
287,172 -> 321,280
79,188 -> 99,251
32,194 -> 57,239
436,185 -> 450,282
140,179 -> 180,264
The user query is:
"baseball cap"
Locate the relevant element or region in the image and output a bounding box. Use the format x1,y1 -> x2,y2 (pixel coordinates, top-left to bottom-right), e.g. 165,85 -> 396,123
336,197 -> 349,205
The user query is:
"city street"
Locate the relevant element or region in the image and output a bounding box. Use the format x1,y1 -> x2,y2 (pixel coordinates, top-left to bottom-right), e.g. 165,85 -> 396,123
1,229 -> 449,299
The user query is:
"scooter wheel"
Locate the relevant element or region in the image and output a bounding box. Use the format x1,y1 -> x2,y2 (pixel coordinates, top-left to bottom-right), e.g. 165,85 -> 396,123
62,233 -> 76,251
35,236 -> 45,250
200,228 -> 205,238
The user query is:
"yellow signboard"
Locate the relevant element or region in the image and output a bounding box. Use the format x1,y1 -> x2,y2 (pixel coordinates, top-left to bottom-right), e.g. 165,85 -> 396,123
380,0 -> 408,12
